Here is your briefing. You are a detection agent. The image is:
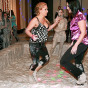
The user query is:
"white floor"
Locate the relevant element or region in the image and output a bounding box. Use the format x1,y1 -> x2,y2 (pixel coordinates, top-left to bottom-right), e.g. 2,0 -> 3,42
0,53 -> 88,88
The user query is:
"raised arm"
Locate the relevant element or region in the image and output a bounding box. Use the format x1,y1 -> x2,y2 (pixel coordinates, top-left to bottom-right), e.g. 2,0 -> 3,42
48,16 -> 60,31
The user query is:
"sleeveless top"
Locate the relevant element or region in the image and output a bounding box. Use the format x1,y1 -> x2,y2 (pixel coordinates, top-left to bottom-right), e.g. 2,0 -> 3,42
70,10 -> 88,45
29,17 -> 49,43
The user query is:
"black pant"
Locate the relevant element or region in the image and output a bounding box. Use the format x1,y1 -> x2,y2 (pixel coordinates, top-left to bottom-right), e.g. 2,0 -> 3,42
60,40 -> 88,79
29,43 -> 50,71
75,49 -> 87,72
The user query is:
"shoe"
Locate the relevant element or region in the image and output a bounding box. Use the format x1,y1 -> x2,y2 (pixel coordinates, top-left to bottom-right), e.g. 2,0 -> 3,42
76,72 -> 87,85
33,70 -> 37,81
76,82 -> 87,86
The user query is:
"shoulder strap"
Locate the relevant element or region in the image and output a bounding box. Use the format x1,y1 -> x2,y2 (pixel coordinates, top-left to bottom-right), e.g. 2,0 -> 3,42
36,17 -> 40,24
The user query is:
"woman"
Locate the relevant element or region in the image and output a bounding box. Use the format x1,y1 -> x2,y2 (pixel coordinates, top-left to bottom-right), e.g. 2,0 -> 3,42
0,10 -> 7,49
60,0 -> 88,85
25,2 -> 59,82
50,9 -> 67,60
2,12 -> 11,48
11,10 -> 19,42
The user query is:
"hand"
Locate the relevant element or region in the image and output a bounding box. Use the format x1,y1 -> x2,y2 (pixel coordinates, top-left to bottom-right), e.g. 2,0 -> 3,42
32,35 -> 38,41
69,41 -> 73,47
71,45 -> 78,55
54,16 -> 60,24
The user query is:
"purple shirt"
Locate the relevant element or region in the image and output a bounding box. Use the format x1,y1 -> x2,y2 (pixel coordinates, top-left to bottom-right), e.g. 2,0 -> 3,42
70,10 -> 88,45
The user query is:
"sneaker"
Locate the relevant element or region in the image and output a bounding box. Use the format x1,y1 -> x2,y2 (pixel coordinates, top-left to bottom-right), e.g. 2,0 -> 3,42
76,72 -> 87,85
76,82 -> 88,86
33,70 -> 37,81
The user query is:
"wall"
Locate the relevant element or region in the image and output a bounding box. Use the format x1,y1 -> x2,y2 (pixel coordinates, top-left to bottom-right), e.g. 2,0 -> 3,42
53,0 -> 67,20
9,0 -> 88,29
53,0 -> 59,20
18,0 -> 32,29
31,0 -> 53,23
82,0 -> 88,13
9,0 -> 32,29
20,0 -> 26,29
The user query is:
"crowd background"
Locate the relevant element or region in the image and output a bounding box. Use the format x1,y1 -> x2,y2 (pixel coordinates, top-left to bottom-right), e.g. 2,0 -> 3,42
0,9 -> 19,50
55,6 -> 88,43
0,6 -> 88,51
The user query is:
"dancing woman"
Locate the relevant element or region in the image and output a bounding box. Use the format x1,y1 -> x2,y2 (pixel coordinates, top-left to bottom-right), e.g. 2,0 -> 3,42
60,0 -> 88,85
25,2 -> 59,82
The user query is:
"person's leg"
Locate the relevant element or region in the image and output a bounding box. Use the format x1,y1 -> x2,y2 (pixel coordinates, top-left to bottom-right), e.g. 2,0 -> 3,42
33,43 -> 50,80
37,45 -> 49,70
2,35 -> 6,48
50,39 -> 57,56
35,43 -> 50,70
58,42 -> 64,59
2,29 -> 7,48
60,42 -> 88,84
5,31 -> 9,47
75,49 -> 87,72
75,50 -> 87,85
29,43 -> 40,82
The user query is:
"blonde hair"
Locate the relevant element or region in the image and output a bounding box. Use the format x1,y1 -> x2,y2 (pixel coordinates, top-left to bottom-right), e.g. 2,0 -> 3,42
34,2 -> 47,15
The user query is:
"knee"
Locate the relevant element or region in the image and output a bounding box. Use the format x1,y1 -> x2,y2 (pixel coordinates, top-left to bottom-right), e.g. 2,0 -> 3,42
30,64 -> 38,71
39,55 -> 50,66
43,55 -> 50,64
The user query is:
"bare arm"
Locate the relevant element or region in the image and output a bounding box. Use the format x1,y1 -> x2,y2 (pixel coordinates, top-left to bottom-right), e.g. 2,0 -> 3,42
48,22 -> 58,31
25,17 -> 37,38
48,17 -> 60,31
